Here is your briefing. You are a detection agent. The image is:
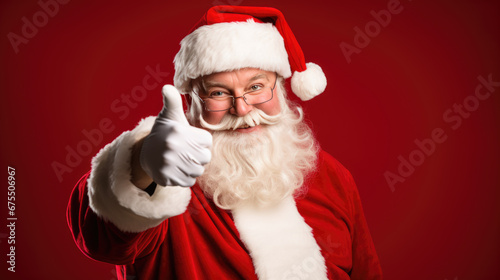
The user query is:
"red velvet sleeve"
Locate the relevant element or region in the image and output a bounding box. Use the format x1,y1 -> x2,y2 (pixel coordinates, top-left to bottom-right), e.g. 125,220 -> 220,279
66,171 -> 168,265
335,155 -> 383,279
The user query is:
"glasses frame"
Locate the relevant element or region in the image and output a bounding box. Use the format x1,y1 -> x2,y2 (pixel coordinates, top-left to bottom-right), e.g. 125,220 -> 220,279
195,73 -> 278,112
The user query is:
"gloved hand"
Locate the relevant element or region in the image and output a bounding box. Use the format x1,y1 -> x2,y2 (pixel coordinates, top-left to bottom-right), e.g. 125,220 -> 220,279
140,85 -> 212,187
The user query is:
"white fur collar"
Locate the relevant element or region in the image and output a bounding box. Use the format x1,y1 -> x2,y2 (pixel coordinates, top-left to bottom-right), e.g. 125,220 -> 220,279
231,196 -> 327,280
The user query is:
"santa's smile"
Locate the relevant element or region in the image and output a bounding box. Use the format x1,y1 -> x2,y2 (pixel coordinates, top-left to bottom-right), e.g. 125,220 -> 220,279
235,124 -> 261,133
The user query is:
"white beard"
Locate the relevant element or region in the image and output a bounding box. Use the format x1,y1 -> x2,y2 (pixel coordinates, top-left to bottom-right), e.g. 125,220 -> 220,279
197,106 -> 319,210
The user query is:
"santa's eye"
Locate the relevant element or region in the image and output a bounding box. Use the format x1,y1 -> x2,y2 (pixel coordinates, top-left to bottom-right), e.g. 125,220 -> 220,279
209,91 -> 230,99
250,84 -> 263,91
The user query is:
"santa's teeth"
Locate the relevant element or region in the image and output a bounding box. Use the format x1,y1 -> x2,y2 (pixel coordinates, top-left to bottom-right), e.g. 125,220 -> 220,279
233,124 -> 252,130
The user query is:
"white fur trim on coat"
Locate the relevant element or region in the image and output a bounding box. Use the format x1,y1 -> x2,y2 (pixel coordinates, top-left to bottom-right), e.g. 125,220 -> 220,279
232,196 -> 328,280
87,116 -> 192,233
174,20 -> 292,93
291,62 -> 327,101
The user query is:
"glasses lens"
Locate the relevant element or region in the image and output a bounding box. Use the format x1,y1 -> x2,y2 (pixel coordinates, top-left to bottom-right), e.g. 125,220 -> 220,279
245,87 -> 273,106
204,97 -> 233,111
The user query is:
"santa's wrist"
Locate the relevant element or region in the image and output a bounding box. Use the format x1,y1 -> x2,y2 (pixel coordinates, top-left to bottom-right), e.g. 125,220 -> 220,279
143,181 -> 158,196
130,136 -> 154,190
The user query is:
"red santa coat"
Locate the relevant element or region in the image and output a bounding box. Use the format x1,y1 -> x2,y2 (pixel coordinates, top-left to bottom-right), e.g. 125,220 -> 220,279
67,117 -> 382,280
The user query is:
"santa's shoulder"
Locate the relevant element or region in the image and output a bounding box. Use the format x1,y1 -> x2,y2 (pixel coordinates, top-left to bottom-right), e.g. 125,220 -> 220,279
303,150 -> 359,203
316,150 -> 355,184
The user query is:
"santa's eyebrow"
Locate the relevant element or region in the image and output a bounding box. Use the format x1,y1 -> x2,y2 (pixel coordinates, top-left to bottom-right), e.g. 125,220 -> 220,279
202,80 -> 227,90
248,73 -> 270,82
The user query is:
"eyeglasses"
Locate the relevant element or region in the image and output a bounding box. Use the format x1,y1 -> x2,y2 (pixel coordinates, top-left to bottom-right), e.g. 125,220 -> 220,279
195,74 -> 277,112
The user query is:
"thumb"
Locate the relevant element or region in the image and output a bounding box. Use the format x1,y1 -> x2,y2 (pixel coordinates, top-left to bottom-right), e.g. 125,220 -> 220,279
158,85 -> 189,125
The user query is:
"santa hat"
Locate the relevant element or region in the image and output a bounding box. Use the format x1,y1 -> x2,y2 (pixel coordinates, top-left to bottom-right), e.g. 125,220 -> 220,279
173,6 -> 327,101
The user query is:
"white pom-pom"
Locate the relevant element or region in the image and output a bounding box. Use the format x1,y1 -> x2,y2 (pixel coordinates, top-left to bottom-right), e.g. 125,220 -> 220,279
291,62 -> 327,101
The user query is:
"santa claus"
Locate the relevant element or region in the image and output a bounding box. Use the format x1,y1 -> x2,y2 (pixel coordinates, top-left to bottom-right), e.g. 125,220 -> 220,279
67,5 -> 383,280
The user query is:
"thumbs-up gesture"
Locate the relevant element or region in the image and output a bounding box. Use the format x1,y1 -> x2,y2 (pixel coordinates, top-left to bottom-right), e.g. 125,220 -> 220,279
140,85 -> 212,187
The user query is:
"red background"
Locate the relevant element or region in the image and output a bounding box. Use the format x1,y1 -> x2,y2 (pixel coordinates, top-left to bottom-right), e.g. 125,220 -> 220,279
1,0 -> 499,279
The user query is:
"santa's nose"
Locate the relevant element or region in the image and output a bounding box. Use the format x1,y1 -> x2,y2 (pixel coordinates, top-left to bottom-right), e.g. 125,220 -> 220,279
230,95 -> 252,117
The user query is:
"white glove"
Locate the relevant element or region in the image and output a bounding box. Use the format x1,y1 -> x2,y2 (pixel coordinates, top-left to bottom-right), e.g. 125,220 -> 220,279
140,85 -> 212,187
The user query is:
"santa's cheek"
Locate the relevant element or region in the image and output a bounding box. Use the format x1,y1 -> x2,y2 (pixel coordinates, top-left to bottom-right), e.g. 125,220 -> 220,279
259,102 -> 281,116
203,111 -> 227,125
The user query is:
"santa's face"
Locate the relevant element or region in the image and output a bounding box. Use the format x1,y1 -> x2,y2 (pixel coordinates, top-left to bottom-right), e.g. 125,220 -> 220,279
193,70 -> 318,209
198,68 -> 281,133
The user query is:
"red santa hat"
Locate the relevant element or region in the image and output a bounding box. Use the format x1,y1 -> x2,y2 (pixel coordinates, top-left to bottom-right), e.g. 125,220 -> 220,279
173,5 -> 327,101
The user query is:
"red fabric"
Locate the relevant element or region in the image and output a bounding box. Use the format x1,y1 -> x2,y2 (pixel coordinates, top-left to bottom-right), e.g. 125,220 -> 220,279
67,150 -> 382,279
190,6 -> 307,74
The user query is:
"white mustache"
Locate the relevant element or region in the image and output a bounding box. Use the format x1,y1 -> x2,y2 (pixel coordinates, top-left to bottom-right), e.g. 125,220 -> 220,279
199,109 -> 282,131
